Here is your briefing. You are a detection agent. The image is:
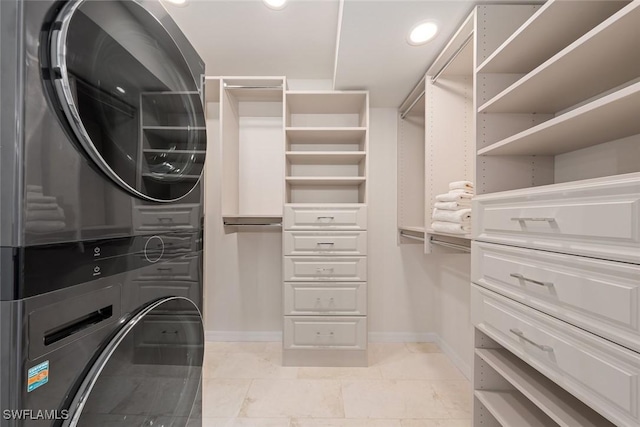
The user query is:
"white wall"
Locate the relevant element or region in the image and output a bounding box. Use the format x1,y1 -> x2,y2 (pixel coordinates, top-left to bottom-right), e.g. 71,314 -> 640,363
203,106 -> 473,377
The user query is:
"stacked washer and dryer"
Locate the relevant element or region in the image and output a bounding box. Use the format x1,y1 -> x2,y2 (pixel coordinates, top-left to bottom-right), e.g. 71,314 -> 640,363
1,1 -> 207,426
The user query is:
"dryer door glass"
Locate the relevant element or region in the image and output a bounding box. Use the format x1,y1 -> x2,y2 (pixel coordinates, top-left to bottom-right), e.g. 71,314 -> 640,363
64,298 -> 204,426
50,0 -> 206,202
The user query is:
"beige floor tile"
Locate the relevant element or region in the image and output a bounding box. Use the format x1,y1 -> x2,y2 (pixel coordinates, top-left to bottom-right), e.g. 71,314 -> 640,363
265,341 -> 284,353
297,366 -> 382,380
239,379 -> 344,418
368,343 -> 411,365
206,342 -> 269,353
211,352 -> 298,379
200,418 -> 290,427
291,419 -> 402,427
203,351 -> 229,379
405,342 -> 442,354
378,353 -> 466,381
341,380 -> 451,419
401,420 -> 471,427
202,378 -> 251,418
430,381 -> 472,418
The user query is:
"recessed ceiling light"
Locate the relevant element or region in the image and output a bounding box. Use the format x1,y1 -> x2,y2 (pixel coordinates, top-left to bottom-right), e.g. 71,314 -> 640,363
165,0 -> 189,6
116,86 -> 126,94
263,0 -> 287,10
408,21 -> 438,45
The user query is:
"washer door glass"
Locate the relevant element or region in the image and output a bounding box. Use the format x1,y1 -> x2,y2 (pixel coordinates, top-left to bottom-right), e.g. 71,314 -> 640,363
65,298 -> 204,426
50,0 -> 206,202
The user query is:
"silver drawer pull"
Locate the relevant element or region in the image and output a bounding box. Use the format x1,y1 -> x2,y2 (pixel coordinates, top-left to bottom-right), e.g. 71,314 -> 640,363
510,273 -> 553,287
317,242 -> 335,246
316,267 -> 334,274
157,217 -> 174,223
509,329 -> 553,352
511,217 -> 555,222
316,331 -> 334,337
317,216 -> 335,221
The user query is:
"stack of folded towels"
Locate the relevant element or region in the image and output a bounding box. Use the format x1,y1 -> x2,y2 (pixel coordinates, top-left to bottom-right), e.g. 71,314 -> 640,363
430,181 -> 474,235
25,185 -> 66,233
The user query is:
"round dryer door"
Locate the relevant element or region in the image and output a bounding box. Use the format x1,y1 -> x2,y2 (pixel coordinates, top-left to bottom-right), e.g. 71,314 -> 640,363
63,297 -> 204,427
48,0 -> 206,202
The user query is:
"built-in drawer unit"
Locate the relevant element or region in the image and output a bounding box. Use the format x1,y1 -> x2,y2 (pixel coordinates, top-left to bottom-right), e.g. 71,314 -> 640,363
284,231 -> 367,256
132,280 -> 201,308
472,284 -> 640,427
283,316 -> 367,350
284,282 -> 367,316
472,173 -> 640,264
137,256 -> 199,282
284,205 -> 367,230
472,241 -> 640,353
133,204 -> 200,231
284,256 -> 367,282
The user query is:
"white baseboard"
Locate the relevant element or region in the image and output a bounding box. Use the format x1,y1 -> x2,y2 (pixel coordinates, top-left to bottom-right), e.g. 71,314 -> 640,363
367,332 -> 438,343
435,335 -> 471,380
205,331 -> 282,342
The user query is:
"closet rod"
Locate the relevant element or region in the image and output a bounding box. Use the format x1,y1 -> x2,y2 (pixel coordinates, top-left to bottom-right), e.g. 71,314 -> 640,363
399,231 -> 425,242
223,223 -> 282,227
430,33 -> 473,84
223,84 -> 283,90
430,238 -> 471,253
399,91 -> 425,120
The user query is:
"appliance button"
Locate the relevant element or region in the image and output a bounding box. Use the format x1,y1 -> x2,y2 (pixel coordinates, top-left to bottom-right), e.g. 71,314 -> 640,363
144,236 -> 164,263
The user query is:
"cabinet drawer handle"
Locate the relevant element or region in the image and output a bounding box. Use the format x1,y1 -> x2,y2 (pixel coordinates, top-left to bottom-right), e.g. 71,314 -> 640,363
157,217 -> 174,223
316,267 -> 335,274
317,216 -> 335,221
511,217 -> 555,222
316,331 -> 334,337
510,273 -> 553,287
157,267 -> 173,272
509,329 -> 553,352
317,242 -> 335,246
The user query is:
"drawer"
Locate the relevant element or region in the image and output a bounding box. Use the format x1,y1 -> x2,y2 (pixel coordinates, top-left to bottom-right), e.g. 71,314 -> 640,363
472,284 -> 640,427
472,174 -> 640,263
138,257 -> 199,282
284,256 -> 367,281
284,205 -> 367,230
284,316 -> 367,350
132,280 -> 201,308
472,241 -> 640,352
284,282 -> 367,315
133,204 -> 200,231
284,231 -> 367,256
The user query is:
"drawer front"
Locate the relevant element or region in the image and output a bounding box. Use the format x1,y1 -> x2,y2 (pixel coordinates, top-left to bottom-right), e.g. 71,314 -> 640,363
472,285 -> 640,427
473,175 -> 640,263
284,231 -> 367,256
284,316 -> 367,350
472,241 -> 640,352
138,257 -> 199,282
284,257 -> 367,281
284,205 -> 367,230
284,282 -> 367,315
133,280 -> 201,308
133,204 -> 200,231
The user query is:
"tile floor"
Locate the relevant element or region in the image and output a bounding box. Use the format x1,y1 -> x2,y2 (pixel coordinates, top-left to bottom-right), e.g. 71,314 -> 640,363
198,342 -> 471,427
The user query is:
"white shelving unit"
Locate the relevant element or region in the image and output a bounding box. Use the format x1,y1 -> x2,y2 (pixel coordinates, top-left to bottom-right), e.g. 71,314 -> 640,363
218,77 -> 285,227
472,3 -> 640,426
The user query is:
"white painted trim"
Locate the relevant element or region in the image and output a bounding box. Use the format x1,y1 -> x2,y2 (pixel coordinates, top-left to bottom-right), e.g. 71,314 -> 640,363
332,0 -> 345,89
205,331 -> 282,342
368,332 -> 438,343
435,335 -> 471,380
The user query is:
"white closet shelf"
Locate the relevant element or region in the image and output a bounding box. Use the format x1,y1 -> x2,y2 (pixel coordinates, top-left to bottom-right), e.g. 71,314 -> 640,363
478,2 -> 640,114
476,349 -> 615,427
426,229 -> 472,241
224,87 -> 283,102
399,226 -> 426,234
286,151 -> 366,164
478,81 -> 640,156
286,92 -> 368,114
142,126 -> 206,131
477,1 -> 627,74
222,214 -> 283,226
286,127 -> 367,142
285,177 -> 366,186
474,390 -> 554,427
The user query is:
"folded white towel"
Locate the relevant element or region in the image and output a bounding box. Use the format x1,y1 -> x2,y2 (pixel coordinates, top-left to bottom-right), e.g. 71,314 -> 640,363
25,220 -> 66,233
435,192 -> 473,202
26,185 -> 43,193
431,221 -> 470,235
434,201 -> 471,211
26,207 -> 65,221
26,202 -> 61,211
26,193 -> 57,204
432,208 -> 471,224
449,181 -> 474,191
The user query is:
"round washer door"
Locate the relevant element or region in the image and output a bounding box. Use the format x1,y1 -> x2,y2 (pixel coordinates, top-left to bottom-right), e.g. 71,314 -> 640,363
49,0 -> 206,202
63,297 -> 204,427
